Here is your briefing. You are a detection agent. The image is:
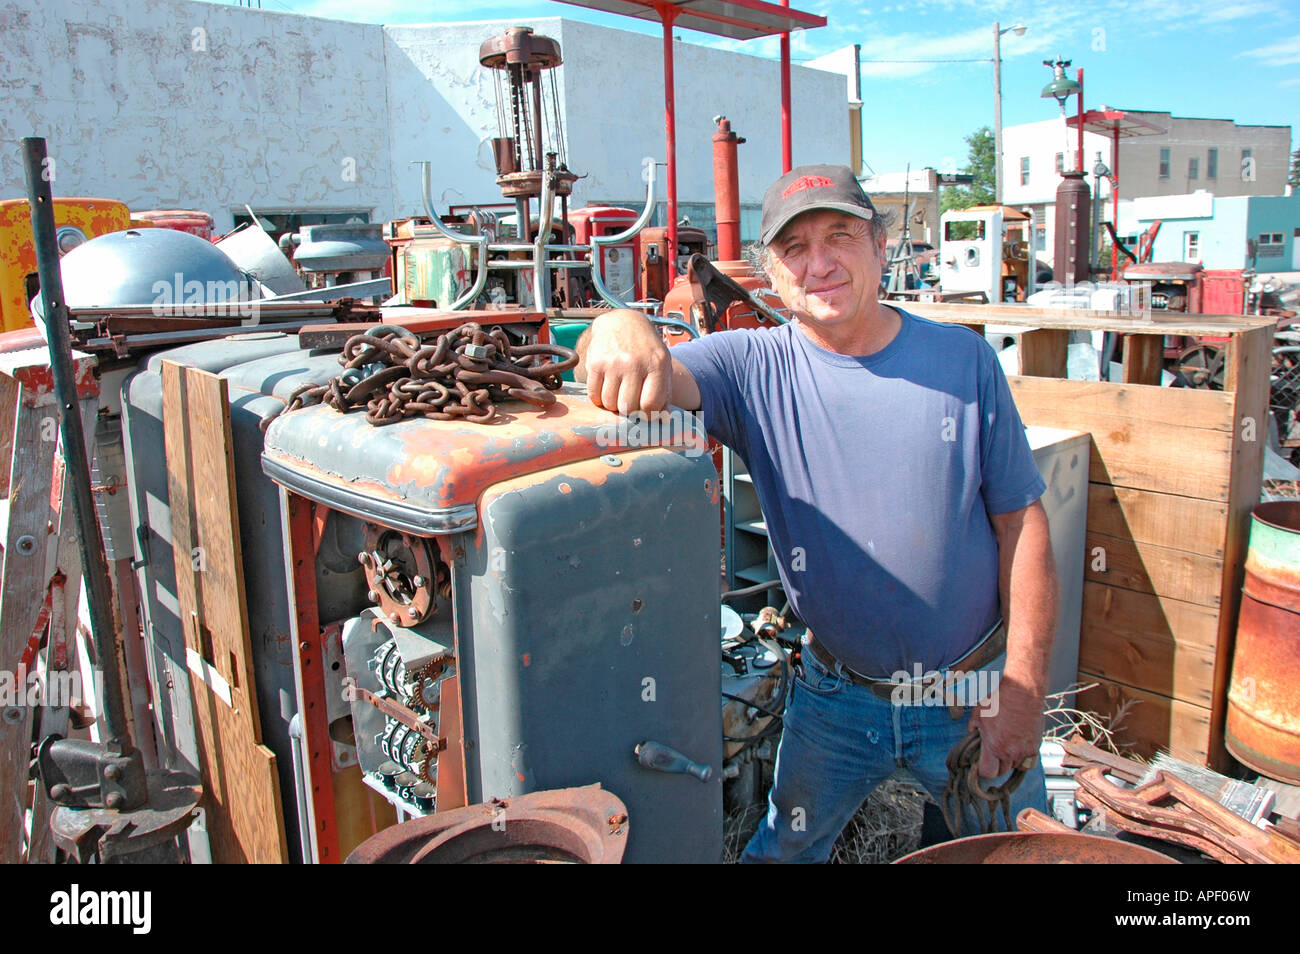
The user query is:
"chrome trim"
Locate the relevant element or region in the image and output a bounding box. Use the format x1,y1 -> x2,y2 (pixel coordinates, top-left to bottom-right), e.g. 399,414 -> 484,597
261,454 -> 478,535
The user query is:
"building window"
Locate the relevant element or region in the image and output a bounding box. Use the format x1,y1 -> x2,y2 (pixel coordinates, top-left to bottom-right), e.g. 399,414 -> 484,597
1019,156 -> 1030,186
1188,157 -> 1199,179
1259,232 -> 1285,258
1207,148 -> 1218,179
1054,152 -> 1064,175
1184,231 -> 1200,261
1159,147 -> 1171,179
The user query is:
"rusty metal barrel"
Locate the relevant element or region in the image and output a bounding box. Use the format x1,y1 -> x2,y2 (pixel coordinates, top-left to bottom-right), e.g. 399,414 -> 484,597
1225,500 -> 1300,783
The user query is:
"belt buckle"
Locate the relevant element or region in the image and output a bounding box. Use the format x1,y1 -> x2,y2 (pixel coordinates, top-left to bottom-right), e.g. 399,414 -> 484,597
887,667 -> 950,706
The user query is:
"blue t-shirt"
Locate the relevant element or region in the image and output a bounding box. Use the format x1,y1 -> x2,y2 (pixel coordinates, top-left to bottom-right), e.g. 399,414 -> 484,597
673,307 -> 1045,677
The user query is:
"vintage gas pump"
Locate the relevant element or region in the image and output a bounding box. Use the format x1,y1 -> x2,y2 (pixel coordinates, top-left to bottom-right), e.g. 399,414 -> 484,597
0,197 -> 131,331
568,206 -> 640,306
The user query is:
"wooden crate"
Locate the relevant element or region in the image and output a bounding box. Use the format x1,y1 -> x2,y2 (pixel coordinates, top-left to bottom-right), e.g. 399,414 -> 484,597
907,302 -> 1274,770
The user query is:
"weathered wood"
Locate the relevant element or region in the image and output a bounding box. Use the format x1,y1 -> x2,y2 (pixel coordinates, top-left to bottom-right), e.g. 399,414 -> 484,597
1121,334 -> 1164,386
1008,376 -> 1234,432
907,300 -> 1276,338
1079,584 -> 1219,705
1087,484 -> 1227,558
0,373 -> 17,499
1076,676 -> 1212,765
1018,328 -> 1069,378
1210,321 -> 1273,771
25,397 -> 99,863
0,381 -> 57,864
1085,530 -> 1225,608
162,361 -> 288,864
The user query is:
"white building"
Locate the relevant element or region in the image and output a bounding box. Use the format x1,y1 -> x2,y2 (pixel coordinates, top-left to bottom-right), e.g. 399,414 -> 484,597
1000,111 -> 1291,269
1,0 -> 849,241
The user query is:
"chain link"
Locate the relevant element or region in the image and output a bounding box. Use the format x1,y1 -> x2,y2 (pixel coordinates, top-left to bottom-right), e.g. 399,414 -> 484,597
263,322 -> 578,430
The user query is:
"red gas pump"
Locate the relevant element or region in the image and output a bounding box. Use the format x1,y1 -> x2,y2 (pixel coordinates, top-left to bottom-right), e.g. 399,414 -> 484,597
568,206 -> 640,306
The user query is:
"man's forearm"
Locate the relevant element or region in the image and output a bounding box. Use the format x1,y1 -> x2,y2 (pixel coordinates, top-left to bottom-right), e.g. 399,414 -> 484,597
994,502 -> 1058,701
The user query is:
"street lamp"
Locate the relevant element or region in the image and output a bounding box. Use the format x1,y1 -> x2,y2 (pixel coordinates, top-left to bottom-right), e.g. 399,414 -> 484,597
1041,55 -> 1082,170
993,21 -> 1027,205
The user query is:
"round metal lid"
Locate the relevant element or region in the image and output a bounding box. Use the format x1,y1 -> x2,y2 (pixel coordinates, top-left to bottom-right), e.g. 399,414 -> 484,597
56,227 -> 257,309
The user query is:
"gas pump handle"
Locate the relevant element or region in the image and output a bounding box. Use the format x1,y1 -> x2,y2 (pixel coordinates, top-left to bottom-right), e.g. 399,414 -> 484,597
415,160 -> 490,309
589,161 -> 658,309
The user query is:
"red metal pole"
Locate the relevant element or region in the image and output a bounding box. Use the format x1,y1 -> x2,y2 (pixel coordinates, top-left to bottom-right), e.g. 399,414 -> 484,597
1075,68 -> 1084,173
1111,127 -> 1120,279
660,4 -> 679,273
713,117 -> 742,260
780,0 -> 792,173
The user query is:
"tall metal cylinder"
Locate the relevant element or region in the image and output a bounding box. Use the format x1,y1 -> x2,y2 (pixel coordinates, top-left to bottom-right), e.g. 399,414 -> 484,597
712,117 -> 743,262
1053,171 -> 1091,287
1226,501 -> 1300,783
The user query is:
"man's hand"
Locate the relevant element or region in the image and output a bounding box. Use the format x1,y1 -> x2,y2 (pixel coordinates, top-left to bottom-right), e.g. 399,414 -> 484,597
970,677 -> 1046,779
578,309 -> 699,414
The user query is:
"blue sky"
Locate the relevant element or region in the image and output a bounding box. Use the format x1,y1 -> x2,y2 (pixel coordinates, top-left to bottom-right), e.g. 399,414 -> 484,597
207,0 -> 1298,175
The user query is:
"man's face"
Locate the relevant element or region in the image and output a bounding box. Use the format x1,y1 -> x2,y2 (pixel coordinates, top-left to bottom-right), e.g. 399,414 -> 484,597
766,209 -> 885,331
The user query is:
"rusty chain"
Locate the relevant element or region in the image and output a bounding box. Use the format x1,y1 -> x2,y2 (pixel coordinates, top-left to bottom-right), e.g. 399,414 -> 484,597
265,322 -> 578,429
940,727 -> 1029,837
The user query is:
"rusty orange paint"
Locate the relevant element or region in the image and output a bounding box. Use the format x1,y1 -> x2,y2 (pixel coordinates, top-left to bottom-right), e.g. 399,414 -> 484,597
0,197 -> 132,332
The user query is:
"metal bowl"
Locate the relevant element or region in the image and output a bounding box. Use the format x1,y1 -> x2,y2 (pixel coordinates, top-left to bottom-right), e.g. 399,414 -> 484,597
894,831 -> 1177,864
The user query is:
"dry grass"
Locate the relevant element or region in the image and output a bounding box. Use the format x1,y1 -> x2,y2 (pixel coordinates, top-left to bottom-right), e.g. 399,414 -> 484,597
1042,682 -> 1137,755
722,777 -> 927,864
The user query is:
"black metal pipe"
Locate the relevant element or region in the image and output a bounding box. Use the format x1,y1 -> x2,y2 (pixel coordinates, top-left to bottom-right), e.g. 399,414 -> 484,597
22,137 -> 132,752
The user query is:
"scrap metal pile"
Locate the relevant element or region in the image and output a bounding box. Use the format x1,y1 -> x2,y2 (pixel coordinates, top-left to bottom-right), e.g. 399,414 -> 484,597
282,321 -> 578,426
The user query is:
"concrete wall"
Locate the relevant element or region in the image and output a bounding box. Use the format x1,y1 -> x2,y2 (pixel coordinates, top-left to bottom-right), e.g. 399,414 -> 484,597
1001,118 -> 1115,208
1137,195 -> 1248,270
1119,112 -> 1291,201
1246,193 -> 1300,272
559,19 -> 848,210
1001,112 -> 1292,211
2,1 -> 848,237
1,0 -> 393,233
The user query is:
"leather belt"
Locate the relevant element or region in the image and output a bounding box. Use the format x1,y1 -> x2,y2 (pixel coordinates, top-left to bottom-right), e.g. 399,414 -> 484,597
804,620 -> 1007,703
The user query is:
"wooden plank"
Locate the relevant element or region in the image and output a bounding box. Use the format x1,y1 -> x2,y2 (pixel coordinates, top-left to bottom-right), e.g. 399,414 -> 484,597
1010,379 -> 1234,499
1018,328 -> 1068,378
1121,334 -> 1164,386
1009,376 -> 1234,432
1078,583 -> 1219,705
1076,675 -> 1212,765
908,300 -> 1275,337
1085,530 -> 1225,608
162,361 -> 288,864
332,764 -> 398,860
25,396 -> 98,863
1087,484 -> 1227,559
1081,581 -> 1220,655
1209,322 -> 1274,772
0,373 -> 17,499
435,674 -> 467,811
0,384 -> 57,864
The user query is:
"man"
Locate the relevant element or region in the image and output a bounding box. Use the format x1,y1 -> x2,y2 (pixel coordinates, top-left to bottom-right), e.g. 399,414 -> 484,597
578,164 -> 1058,863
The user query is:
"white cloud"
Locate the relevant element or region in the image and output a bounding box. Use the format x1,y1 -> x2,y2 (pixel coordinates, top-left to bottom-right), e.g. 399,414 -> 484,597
1241,33 -> 1300,66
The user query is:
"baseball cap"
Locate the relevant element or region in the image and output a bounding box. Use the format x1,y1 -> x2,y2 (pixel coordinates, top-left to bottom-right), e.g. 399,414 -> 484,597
760,164 -> 877,245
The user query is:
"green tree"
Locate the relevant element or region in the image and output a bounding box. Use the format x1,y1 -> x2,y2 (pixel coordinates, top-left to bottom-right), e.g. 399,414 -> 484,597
1290,147 -> 1300,188
940,126 -> 997,214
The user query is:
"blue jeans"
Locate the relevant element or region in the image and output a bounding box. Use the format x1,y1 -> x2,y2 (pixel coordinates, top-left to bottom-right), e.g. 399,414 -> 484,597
741,643 -> 1049,863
